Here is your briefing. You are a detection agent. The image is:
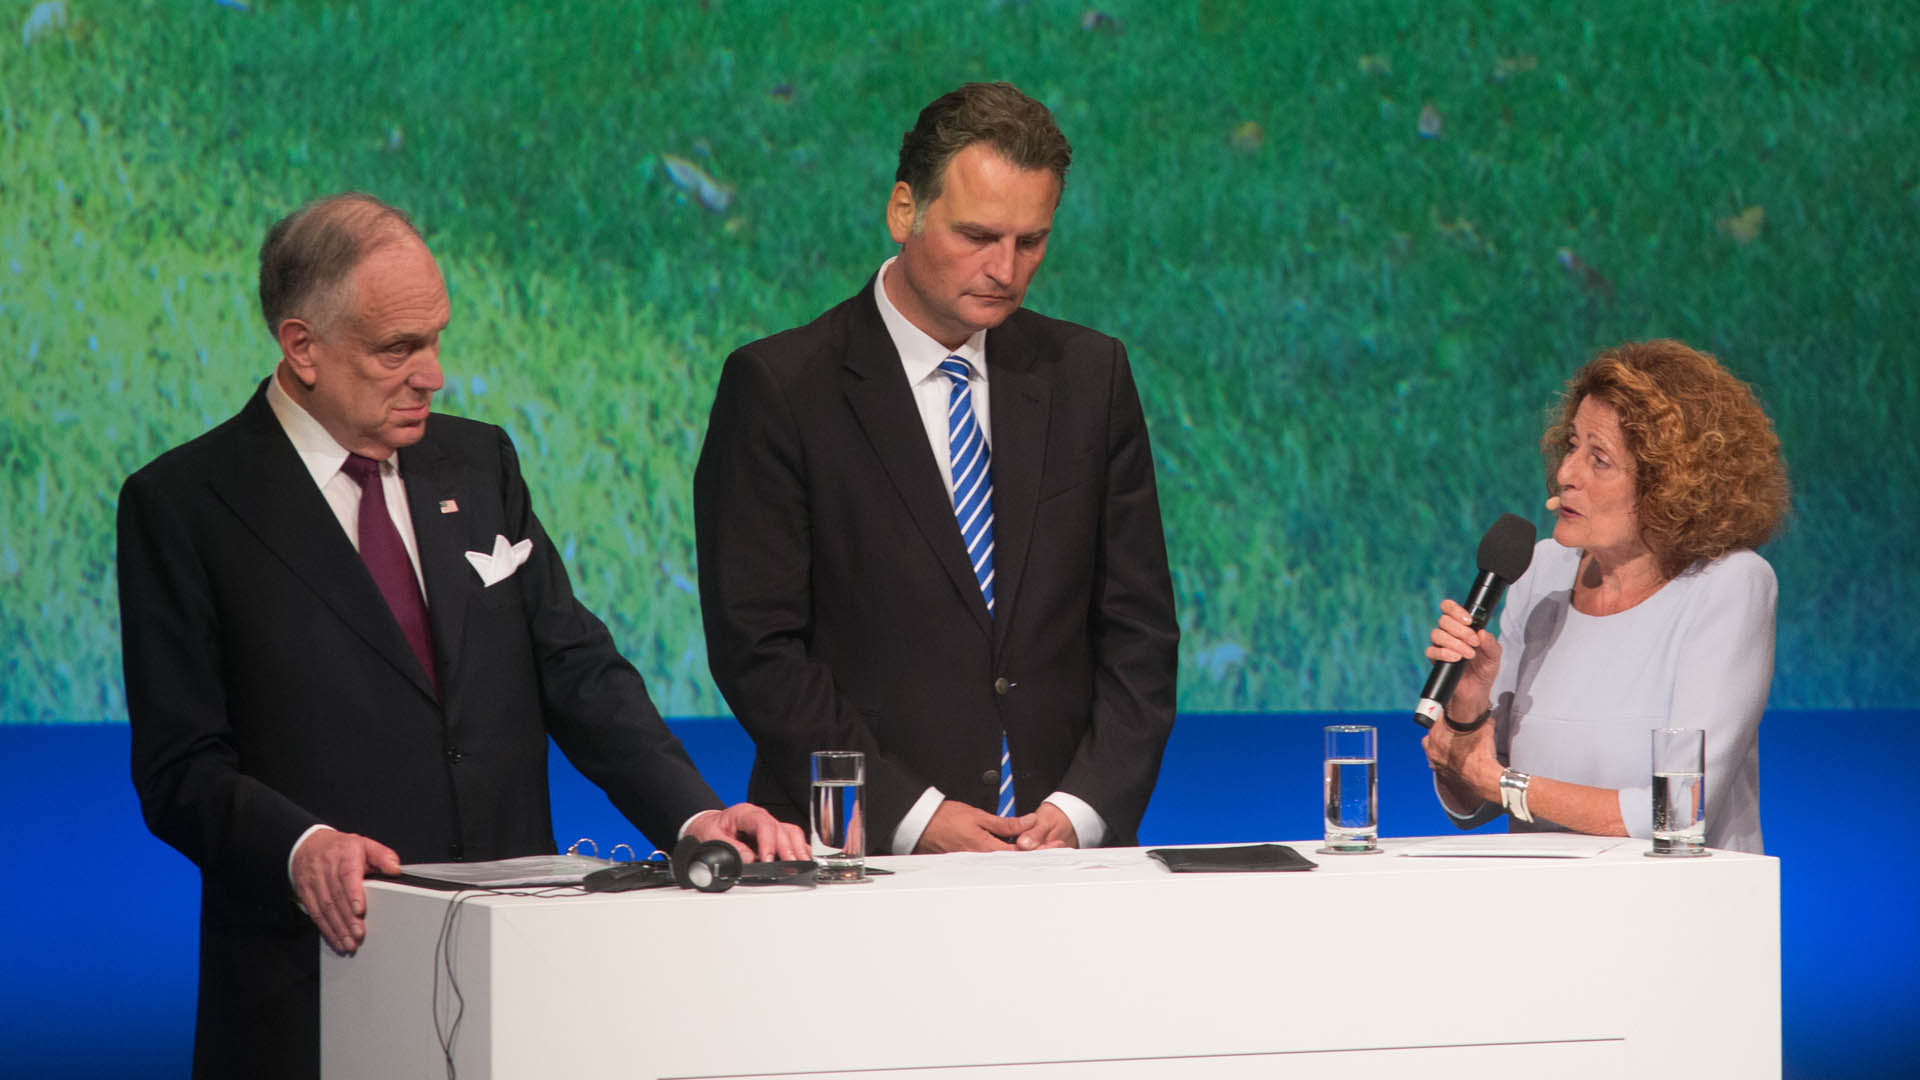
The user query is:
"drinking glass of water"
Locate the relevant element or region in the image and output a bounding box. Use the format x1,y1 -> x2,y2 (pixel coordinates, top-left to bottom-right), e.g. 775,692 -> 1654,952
1318,725 -> 1380,854
810,750 -> 869,882
1649,728 -> 1708,857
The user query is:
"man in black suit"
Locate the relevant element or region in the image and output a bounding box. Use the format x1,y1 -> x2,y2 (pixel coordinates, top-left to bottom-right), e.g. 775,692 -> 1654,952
695,83 -> 1178,857
118,193 -> 804,1080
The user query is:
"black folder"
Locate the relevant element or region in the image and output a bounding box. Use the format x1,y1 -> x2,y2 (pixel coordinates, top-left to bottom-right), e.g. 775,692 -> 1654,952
1146,844 -> 1317,873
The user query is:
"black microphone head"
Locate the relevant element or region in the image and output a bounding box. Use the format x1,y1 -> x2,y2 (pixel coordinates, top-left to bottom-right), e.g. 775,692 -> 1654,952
1476,513 -> 1537,582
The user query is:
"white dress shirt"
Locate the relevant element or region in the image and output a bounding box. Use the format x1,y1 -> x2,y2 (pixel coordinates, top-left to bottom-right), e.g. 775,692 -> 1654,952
872,259 -> 1107,853
266,371 -> 429,588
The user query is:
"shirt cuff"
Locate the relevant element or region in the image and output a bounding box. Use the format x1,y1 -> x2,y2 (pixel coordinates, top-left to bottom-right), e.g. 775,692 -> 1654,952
1043,792 -> 1105,848
288,824 -> 337,885
891,786 -> 947,855
679,808 -> 722,842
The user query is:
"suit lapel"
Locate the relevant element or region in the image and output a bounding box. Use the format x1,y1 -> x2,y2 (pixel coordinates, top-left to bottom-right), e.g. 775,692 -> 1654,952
983,317 -> 1052,652
209,384 -> 437,701
840,289 -> 994,638
398,432 -> 472,691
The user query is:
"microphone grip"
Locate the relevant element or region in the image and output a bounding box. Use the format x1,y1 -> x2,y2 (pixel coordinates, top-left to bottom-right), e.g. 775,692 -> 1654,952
1412,570 -> 1505,728
1459,571 -> 1503,629
1415,665 -> 1467,727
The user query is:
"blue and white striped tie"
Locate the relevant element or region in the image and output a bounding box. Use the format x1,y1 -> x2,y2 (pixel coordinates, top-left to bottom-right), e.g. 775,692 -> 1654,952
939,357 -> 1014,817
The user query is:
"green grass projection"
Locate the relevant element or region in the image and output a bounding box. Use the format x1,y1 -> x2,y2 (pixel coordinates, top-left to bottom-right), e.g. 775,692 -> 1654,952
4,1 -> 1916,723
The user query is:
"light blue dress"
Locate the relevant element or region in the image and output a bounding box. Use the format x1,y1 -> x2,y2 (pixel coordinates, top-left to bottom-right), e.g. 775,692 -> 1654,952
1442,539 -> 1776,853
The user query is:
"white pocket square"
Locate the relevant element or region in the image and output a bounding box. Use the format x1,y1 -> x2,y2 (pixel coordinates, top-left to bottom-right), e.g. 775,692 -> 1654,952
465,534 -> 533,587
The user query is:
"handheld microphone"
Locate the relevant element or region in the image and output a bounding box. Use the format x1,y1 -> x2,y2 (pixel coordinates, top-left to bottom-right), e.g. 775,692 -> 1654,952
1412,513 -> 1537,729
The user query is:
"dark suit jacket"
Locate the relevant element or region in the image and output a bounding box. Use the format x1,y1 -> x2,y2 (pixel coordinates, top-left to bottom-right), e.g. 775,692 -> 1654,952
118,381 -> 722,1080
694,284 -> 1178,850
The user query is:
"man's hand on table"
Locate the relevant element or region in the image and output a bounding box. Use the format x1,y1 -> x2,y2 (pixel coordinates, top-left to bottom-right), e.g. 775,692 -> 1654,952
291,828 -> 401,955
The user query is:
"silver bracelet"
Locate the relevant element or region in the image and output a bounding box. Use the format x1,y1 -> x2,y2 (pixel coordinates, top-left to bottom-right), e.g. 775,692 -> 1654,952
1498,768 -> 1534,824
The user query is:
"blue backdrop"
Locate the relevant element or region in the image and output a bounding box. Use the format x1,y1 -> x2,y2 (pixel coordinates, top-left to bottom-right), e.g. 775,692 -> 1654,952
2,710 -> 1915,1078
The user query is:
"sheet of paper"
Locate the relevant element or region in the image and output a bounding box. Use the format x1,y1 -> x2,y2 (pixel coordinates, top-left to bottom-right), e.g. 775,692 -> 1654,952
399,853 -> 610,887
1397,833 -> 1629,858
918,848 -> 1148,872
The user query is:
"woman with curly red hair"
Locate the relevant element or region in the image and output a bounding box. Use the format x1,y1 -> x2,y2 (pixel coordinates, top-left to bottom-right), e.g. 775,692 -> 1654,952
1422,340 -> 1790,853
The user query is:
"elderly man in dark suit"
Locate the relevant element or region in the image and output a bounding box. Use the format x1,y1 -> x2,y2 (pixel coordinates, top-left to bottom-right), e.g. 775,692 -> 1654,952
695,82 -> 1179,857
117,193 -> 805,1080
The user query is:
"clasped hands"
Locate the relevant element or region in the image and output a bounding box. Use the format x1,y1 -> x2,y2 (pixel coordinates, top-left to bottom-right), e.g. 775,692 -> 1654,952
1422,704 -> 1505,810
913,798 -> 1078,854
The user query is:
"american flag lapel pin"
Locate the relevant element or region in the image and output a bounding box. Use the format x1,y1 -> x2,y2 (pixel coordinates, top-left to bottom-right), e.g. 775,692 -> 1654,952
439,499 -> 460,514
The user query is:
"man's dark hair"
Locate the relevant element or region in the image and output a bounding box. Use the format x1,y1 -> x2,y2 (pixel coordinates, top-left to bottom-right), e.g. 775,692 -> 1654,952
895,82 -> 1072,211
258,192 -> 420,336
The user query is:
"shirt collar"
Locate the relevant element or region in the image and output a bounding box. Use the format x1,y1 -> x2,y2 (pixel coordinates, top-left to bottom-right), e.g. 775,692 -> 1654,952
265,369 -> 379,488
872,256 -> 988,386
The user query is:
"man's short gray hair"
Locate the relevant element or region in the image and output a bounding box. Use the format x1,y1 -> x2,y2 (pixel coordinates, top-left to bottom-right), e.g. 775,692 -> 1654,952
258,193 -> 420,337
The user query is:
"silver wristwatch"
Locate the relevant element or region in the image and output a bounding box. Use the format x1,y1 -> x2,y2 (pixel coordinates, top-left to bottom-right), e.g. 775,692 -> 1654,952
1498,768 -> 1534,823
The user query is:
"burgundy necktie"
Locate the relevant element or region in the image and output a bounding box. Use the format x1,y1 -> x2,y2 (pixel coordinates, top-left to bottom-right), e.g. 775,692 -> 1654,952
341,453 -> 439,694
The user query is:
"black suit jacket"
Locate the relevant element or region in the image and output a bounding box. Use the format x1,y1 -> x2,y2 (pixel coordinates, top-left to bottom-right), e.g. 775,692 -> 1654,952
694,284 -> 1178,850
118,381 -> 721,1079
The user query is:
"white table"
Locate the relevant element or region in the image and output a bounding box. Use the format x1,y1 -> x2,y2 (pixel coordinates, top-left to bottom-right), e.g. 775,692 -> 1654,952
321,838 -> 1778,1079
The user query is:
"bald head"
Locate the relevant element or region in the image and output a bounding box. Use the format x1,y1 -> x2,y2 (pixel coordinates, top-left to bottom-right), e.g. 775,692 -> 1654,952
258,193 -> 423,339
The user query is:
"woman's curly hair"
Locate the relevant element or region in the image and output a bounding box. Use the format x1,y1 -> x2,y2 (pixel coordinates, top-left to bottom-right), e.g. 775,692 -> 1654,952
1543,340 -> 1790,579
